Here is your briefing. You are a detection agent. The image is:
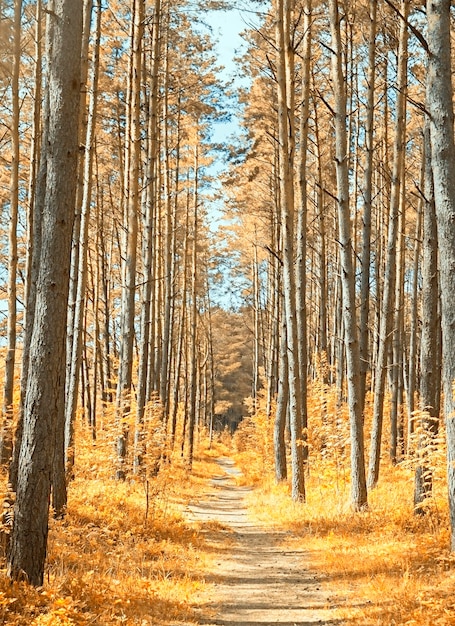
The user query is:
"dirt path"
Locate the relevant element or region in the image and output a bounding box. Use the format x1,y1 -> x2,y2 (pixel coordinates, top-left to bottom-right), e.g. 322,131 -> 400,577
184,458 -> 343,626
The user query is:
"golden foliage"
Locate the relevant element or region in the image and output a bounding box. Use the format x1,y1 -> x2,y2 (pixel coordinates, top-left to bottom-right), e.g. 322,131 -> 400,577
0,418 -> 230,625
236,380 -> 454,626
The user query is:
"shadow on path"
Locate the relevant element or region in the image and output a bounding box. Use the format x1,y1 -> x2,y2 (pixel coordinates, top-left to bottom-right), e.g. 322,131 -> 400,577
184,457 -> 347,626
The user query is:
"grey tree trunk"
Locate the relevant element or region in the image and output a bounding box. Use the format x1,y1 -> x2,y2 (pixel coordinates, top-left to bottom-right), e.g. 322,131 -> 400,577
368,0 -> 409,489
134,0 -> 161,472
276,0 -> 305,502
414,121 -> 441,513
328,0 -> 367,511
7,0 -> 83,586
186,145 -> 200,470
115,0 -> 144,479
425,0 -> 455,549
10,0 -> 45,491
274,304 -> 288,482
65,0 -> 101,477
295,0 -> 311,461
1,0 -> 22,466
359,0 -> 377,413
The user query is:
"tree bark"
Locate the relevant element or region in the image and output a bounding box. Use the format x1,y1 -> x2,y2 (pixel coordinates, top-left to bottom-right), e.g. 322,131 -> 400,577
1,0 -> 22,466
328,0 -> 367,510
359,0 -> 377,413
425,0 -> 455,548
368,0 -> 409,489
414,121 -> 441,513
276,0 -> 305,502
7,0 -> 83,586
115,0 -> 144,479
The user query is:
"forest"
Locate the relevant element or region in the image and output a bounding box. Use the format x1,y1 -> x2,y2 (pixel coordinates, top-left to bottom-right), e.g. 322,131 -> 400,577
1,0 -> 455,623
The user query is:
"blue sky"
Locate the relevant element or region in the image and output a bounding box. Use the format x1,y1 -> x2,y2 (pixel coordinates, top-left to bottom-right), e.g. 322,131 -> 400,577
204,8 -> 248,82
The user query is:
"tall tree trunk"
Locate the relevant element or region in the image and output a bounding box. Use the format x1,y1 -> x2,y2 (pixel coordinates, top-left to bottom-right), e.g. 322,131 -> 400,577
134,0 -> 161,472
186,145 -> 200,470
414,121 -> 441,513
274,302 -> 288,482
159,19 -> 173,418
425,0 -> 455,549
407,157 -> 424,442
328,0 -> 367,510
276,0 -> 305,502
1,0 -> 22,466
359,0 -> 377,413
296,0 -> 311,461
115,0 -> 144,479
64,0 -> 101,479
368,0 -> 409,489
10,0 -> 45,491
7,0 -> 83,586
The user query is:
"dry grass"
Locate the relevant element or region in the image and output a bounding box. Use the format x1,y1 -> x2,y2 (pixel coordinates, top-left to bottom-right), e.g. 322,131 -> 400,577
236,451 -> 455,625
1,379 -> 454,625
0,419 -> 229,625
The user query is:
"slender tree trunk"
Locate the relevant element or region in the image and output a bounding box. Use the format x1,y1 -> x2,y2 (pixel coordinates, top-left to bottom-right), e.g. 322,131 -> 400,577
276,0 -> 305,502
186,145 -> 199,470
134,0 -> 161,472
407,157 -> 424,442
359,0 -> 377,413
10,0 -> 45,491
274,303 -> 288,482
64,0 -> 101,479
115,0 -> 144,479
414,121 -> 441,512
1,0 -> 22,466
328,0 -> 367,510
368,0 -> 409,489
296,0 -> 311,461
159,19 -> 173,417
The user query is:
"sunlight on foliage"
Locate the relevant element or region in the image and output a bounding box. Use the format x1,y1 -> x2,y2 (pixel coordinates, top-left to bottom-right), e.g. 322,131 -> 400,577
234,381 -> 455,626
0,413 -> 232,625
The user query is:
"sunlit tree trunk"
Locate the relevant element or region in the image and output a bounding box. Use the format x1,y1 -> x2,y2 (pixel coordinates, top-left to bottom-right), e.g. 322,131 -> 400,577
359,0 -> 377,412
159,18 -> 173,418
407,155 -> 424,440
295,0 -> 311,461
134,0 -> 161,472
115,0 -> 144,479
390,179 -> 406,464
171,174 -> 190,448
328,0 -> 367,510
276,0 -> 305,502
186,144 -> 200,469
64,0 -> 101,478
313,101 -> 328,382
425,0 -> 455,549
7,0 -> 83,586
1,0 -> 22,466
65,0 -> 94,433
414,121 -> 441,513
10,0 -> 44,490
368,0 -> 409,489
274,305 -> 288,482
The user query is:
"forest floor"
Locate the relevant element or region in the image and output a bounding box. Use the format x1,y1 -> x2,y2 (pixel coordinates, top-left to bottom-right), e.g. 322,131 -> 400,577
181,457 -> 343,626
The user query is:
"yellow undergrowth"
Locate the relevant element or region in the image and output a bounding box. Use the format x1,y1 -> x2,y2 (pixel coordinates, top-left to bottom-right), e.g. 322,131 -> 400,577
238,456 -> 455,625
0,423 -> 229,625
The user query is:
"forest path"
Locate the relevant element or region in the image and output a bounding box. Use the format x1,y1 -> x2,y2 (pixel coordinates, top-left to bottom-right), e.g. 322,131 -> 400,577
183,457 -> 343,626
